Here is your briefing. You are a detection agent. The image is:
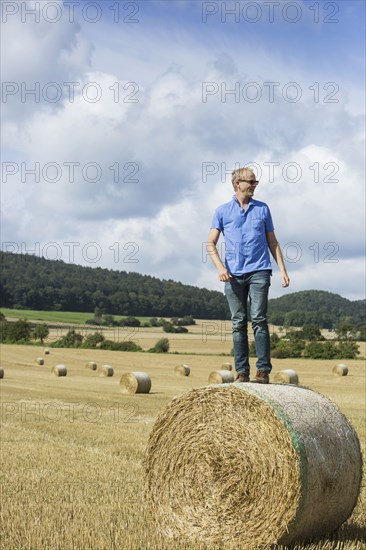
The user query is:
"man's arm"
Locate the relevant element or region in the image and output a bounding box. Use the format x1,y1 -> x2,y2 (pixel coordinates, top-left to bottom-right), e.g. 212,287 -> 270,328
207,228 -> 232,282
266,231 -> 290,288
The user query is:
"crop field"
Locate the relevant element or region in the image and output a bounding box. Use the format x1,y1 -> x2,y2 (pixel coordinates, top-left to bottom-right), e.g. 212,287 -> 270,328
1,308 -> 151,325
0,330 -> 365,549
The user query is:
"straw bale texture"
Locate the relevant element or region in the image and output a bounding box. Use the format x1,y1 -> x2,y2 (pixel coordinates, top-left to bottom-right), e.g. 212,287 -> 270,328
174,364 -> 190,377
208,370 -> 234,384
145,383 -> 362,547
274,369 -> 299,384
99,365 -> 114,377
85,361 -> 97,371
35,357 -> 44,365
44,349 -> 50,355
0,368 -> 4,379
221,362 -> 233,371
333,364 -> 348,376
52,365 -> 67,377
120,372 -> 151,394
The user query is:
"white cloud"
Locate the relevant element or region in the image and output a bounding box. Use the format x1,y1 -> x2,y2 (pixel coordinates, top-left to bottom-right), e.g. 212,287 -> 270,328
1,3 -> 365,302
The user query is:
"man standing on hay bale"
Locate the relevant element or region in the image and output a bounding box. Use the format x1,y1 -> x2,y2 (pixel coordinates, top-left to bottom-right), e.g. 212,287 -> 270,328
208,166 -> 290,383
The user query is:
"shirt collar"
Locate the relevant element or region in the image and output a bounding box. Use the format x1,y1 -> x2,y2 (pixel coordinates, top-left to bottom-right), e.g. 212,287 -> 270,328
232,195 -> 255,207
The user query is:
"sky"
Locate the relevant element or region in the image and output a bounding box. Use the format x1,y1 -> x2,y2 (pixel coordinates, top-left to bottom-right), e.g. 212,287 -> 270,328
1,0 -> 365,301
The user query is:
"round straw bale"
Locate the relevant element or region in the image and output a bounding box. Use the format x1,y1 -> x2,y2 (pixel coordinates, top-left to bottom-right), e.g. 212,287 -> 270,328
274,369 -> 299,385
174,364 -> 190,377
208,370 -> 234,384
52,365 -> 67,377
120,372 -> 151,394
221,362 -> 233,371
0,368 -> 4,379
144,383 -> 362,547
333,363 -> 348,376
44,349 -> 50,355
85,361 -> 97,370
99,365 -> 114,377
35,357 -> 44,365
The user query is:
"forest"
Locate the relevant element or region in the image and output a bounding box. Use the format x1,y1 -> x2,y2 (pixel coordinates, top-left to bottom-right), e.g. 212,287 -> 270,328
0,252 -> 365,328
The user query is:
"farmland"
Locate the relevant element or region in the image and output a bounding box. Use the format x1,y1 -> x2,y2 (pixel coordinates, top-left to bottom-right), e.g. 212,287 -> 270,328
0,325 -> 365,549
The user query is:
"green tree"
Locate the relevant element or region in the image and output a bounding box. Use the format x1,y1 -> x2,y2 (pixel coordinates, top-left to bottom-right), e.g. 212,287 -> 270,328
302,324 -> 322,341
94,306 -> 103,323
82,332 -> 105,348
270,333 -> 280,348
357,325 -> 366,341
271,339 -> 304,359
34,323 -> 49,344
52,329 -> 84,348
7,319 -> 32,342
336,341 -> 359,359
335,317 -> 358,341
303,341 -> 338,359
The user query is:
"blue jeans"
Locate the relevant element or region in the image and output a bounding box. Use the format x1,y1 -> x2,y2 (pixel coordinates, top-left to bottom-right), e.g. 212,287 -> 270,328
224,270 -> 272,374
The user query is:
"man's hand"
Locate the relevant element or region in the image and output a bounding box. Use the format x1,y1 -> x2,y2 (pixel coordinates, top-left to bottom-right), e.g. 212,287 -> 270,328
281,271 -> 290,287
218,267 -> 232,282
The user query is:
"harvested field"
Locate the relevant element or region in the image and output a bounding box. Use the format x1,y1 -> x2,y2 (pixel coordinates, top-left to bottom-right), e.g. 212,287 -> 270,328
0,344 -> 365,549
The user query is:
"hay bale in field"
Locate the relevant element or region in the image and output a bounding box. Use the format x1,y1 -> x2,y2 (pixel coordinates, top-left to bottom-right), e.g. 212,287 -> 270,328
85,361 -> 97,371
99,365 -> 114,377
35,357 -> 44,365
0,368 -> 4,379
52,365 -> 67,377
44,349 -> 50,355
144,383 -> 362,547
274,369 -> 299,385
333,363 -> 348,376
221,362 -> 233,371
120,372 -> 151,394
174,364 -> 190,377
208,370 -> 234,384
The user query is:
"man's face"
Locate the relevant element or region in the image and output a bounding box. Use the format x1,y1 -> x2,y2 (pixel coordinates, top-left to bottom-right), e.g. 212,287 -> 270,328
235,172 -> 259,197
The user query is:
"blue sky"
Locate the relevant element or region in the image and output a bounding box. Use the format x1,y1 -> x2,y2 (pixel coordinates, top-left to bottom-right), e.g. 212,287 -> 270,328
1,0 -> 365,300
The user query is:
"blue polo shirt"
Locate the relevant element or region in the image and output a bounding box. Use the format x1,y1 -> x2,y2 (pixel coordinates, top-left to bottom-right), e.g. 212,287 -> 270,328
211,196 -> 274,275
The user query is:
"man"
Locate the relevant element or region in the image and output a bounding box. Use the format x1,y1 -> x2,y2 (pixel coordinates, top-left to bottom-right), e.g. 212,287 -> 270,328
207,167 -> 290,383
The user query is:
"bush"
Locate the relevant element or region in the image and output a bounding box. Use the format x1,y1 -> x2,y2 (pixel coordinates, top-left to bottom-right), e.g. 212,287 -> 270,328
99,339 -> 142,351
303,341 -> 338,359
336,341 -> 359,359
270,333 -> 280,348
301,324 -> 322,341
51,329 -> 84,348
85,318 -> 101,325
162,322 -> 175,333
176,315 -> 196,326
3,319 -> 33,343
149,338 -> 170,353
82,332 -> 105,348
119,316 -> 141,327
271,339 -> 304,358
163,322 -> 188,333
174,326 -> 188,333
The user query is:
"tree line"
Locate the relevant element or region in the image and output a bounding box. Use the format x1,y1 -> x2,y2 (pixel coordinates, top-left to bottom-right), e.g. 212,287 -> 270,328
1,252 -> 365,329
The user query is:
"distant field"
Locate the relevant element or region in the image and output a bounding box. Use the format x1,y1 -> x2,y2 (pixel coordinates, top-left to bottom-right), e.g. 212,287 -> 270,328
0,308 -> 153,325
0,338 -> 365,549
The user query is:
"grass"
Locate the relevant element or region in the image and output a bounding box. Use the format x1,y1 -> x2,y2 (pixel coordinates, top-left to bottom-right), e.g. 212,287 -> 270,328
0,308 -> 154,325
0,334 -> 365,549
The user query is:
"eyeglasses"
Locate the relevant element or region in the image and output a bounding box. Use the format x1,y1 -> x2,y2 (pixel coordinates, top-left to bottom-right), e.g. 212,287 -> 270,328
237,179 -> 259,185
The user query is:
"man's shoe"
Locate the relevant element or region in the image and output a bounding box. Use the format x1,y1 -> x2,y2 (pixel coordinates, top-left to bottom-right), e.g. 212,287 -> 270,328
235,373 -> 250,383
255,370 -> 269,384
